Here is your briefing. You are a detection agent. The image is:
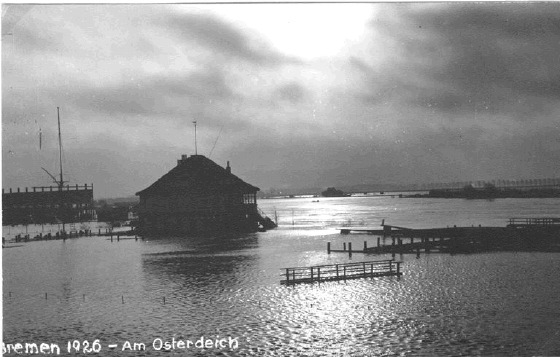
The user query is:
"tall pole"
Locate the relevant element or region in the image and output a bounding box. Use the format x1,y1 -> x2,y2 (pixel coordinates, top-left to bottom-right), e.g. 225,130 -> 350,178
57,107 -> 64,190
57,107 -> 65,232
193,120 -> 197,155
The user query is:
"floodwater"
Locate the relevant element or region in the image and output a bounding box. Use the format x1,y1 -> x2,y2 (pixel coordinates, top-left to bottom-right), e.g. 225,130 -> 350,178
3,197 -> 560,356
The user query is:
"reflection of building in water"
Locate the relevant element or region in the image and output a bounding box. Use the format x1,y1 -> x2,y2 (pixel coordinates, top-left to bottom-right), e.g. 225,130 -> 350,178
136,154 -> 275,235
2,184 -> 96,225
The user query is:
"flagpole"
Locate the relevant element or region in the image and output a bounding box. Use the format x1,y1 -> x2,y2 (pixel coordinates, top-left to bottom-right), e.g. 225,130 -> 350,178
193,120 -> 197,155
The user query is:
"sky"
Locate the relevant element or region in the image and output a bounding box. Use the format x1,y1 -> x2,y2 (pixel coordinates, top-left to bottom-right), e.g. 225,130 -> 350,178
2,3 -> 560,198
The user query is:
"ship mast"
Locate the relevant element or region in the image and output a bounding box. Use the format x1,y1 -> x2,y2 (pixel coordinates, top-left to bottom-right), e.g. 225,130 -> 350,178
57,106 -> 64,190
41,107 -> 67,232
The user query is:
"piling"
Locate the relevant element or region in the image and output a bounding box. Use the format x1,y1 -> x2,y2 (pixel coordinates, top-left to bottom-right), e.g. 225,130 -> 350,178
327,242 -> 331,254
364,241 -> 367,250
348,242 -> 352,257
343,242 -> 346,251
377,237 -> 380,247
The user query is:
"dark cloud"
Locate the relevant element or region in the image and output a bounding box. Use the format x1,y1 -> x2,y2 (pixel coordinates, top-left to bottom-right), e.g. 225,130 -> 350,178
160,12 -> 296,66
360,3 -> 560,119
69,69 -> 234,117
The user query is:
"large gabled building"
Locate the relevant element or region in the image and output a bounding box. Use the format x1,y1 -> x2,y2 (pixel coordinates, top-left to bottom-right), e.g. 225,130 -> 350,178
136,154 -> 274,235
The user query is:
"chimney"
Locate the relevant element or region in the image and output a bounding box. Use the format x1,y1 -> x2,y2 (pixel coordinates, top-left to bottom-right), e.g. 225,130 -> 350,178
178,154 -> 189,166
226,161 -> 231,173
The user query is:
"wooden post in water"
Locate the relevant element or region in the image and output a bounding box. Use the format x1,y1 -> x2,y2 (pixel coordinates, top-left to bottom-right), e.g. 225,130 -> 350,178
336,264 -> 339,278
416,246 -> 420,258
377,237 -> 380,247
286,269 -> 290,284
343,242 -> 346,251
364,241 -> 367,250
396,262 -> 401,276
327,242 -> 331,254
348,242 -> 352,257
310,267 -> 314,281
317,267 -> 321,281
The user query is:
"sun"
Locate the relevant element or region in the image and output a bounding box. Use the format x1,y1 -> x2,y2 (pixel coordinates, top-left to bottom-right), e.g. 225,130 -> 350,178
188,4 -> 375,61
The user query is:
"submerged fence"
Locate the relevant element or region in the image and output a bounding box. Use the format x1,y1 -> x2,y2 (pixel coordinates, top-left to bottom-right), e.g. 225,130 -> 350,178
281,260 -> 402,285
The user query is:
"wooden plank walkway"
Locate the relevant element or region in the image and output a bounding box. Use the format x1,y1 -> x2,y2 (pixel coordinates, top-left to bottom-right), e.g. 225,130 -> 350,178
280,260 -> 402,285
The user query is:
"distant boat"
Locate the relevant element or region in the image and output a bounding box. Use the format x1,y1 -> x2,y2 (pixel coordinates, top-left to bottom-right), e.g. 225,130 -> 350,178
321,187 -> 348,197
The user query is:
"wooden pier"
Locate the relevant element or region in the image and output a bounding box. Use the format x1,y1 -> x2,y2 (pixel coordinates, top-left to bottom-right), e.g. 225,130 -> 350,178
280,260 -> 402,285
334,218 -> 560,255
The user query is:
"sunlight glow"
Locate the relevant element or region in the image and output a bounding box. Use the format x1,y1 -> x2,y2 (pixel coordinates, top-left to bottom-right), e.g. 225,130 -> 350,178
190,4 -> 375,60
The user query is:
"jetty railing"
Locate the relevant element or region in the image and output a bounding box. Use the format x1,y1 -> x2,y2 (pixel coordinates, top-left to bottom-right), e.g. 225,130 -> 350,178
508,217 -> 560,227
281,260 -> 401,285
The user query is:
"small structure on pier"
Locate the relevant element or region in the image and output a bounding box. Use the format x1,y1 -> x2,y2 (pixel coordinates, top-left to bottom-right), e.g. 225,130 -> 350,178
136,154 -> 276,235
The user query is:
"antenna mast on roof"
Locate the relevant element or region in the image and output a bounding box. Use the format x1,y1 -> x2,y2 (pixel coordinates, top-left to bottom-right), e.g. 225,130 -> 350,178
193,120 -> 197,155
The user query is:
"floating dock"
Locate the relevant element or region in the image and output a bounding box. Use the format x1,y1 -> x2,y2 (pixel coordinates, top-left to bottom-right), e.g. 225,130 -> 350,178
280,260 -> 402,285
334,217 -> 560,254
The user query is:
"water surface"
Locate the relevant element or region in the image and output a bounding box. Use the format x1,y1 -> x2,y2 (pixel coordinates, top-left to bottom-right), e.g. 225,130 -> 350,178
3,197 -> 560,356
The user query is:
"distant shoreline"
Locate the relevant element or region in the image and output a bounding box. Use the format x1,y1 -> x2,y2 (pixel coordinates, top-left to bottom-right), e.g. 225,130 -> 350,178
406,187 -> 560,199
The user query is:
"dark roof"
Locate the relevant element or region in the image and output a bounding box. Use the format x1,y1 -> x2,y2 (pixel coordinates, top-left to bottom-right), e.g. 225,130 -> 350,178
136,155 -> 259,196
